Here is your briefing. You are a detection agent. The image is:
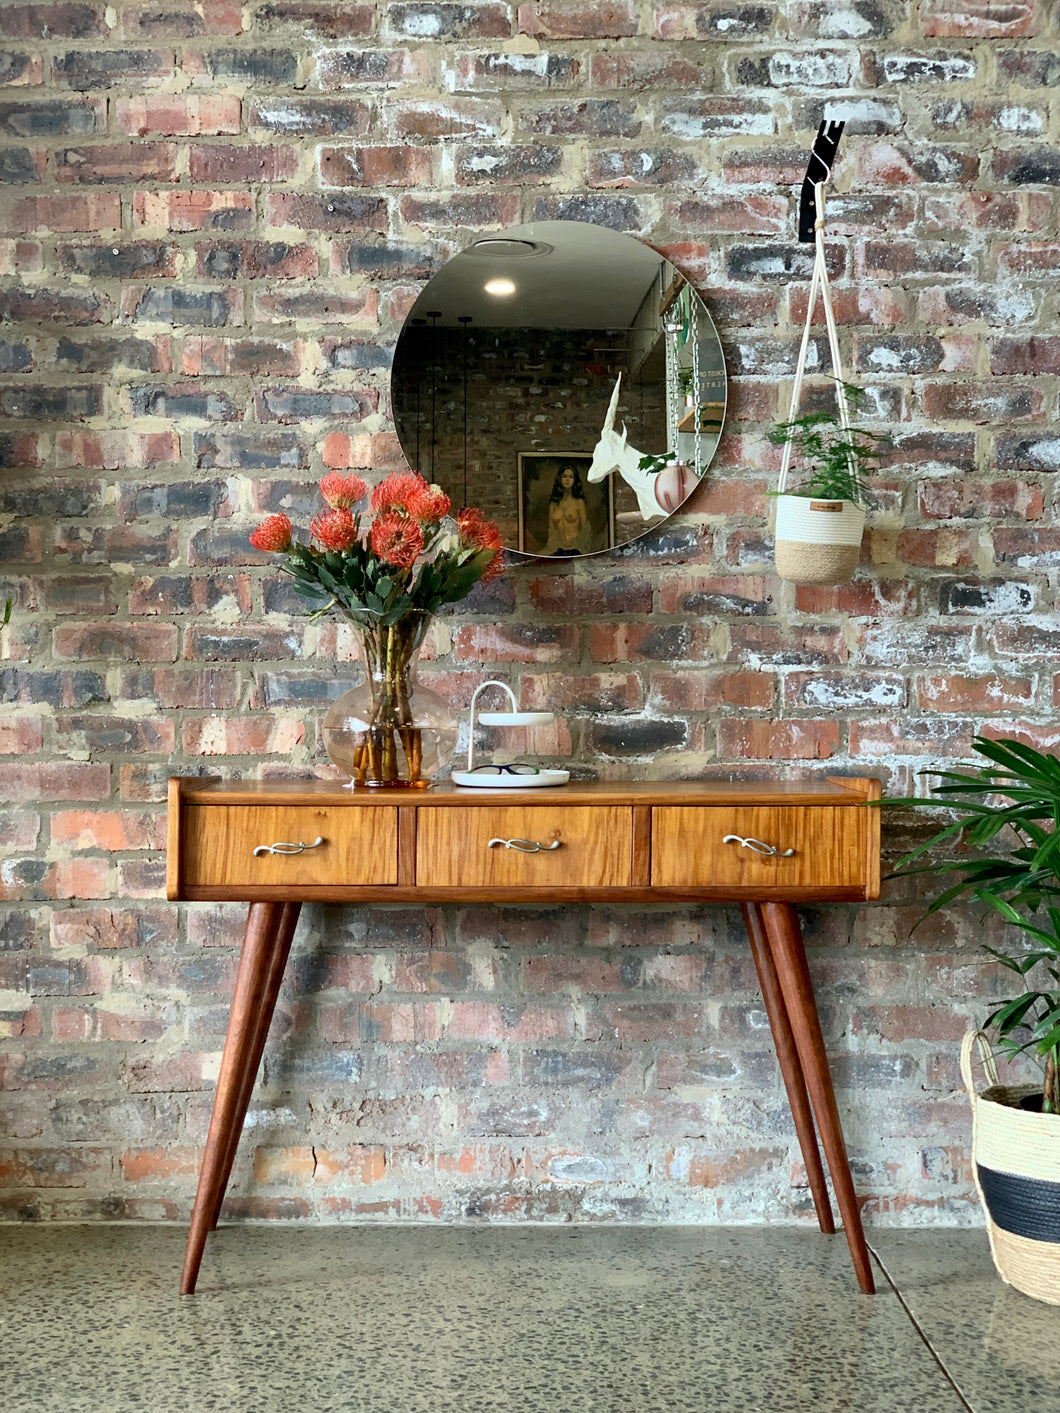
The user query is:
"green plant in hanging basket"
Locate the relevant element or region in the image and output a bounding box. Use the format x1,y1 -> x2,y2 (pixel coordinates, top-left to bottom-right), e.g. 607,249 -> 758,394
769,380 -> 887,509
892,736 -> 1060,1113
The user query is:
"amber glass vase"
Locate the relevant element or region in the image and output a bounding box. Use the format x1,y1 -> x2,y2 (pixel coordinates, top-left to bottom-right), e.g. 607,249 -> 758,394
322,610 -> 457,788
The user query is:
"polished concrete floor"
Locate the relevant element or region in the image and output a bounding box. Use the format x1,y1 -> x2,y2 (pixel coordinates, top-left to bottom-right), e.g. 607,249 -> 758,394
0,1224 -> 1048,1412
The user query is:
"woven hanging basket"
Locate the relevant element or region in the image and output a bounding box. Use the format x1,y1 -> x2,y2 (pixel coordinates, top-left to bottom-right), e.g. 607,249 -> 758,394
962,1030 -> 1060,1305
773,496 -> 866,585
775,180 -> 866,587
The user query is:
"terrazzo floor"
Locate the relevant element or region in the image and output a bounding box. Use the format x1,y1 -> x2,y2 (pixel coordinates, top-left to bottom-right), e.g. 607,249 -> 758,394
0,1224 -> 1048,1412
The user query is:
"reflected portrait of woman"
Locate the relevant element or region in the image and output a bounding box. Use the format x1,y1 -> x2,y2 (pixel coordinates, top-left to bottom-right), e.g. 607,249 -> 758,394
517,451 -> 612,555
544,465 -> 590,556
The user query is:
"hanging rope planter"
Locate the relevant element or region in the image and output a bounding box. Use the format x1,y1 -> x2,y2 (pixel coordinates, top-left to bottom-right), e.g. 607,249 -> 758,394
774,171 -> 867,587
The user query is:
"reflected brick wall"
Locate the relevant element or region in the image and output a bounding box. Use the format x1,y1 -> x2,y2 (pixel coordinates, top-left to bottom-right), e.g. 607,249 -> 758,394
1,0 -> 1058,1225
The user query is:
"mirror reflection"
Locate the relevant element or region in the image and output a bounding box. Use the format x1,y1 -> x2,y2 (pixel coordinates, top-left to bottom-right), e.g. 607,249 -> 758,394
391,221 -> 726,558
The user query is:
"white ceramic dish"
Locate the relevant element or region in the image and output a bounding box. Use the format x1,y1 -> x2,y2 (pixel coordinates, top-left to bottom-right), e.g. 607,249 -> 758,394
450,769 -> 570,789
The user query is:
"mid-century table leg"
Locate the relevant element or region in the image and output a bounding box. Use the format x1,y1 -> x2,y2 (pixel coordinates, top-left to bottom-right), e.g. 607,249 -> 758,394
741,903 -> 835,1236
761,902 -> 875,1295
180,901 -> 295,1295
207,901 -> 301,1232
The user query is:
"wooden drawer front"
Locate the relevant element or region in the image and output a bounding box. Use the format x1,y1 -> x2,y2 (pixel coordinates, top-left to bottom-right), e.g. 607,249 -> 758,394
651,807 -> 867,890
183,806 -> 398,888
416,807 -> 632,889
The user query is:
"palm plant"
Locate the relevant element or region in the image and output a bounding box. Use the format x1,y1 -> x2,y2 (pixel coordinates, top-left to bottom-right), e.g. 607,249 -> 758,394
894,737 -> 1060,1112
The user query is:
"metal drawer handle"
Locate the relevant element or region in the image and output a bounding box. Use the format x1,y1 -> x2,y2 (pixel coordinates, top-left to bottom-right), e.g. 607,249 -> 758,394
253,837 -> 325,857
723,834 -> 795,858
487,837 -> 562,854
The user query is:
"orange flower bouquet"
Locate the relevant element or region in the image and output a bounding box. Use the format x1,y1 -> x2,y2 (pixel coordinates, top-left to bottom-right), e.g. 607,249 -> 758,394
250,472 -> 503,788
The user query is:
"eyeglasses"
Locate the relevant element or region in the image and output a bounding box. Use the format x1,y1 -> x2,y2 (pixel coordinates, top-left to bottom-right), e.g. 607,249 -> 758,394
467,763 -> 541,776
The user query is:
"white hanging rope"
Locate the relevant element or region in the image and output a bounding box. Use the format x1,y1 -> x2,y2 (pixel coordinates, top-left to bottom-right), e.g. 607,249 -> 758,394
777,180 -> 854,494
691,300 -> 702,479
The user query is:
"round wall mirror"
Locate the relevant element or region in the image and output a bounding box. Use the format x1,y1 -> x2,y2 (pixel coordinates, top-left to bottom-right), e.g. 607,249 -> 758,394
390,220 -> 726,559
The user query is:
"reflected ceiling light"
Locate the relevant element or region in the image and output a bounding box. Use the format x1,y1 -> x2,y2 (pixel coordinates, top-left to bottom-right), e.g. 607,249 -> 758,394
484,277 -> 516,296
466,238 -> 553,260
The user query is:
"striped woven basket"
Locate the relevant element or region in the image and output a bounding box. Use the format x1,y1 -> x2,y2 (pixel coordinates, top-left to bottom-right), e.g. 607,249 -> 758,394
962,1029 -> 1060,1305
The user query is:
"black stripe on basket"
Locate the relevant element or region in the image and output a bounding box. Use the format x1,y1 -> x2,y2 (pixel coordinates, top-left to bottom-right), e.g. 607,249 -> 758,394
978,1164 -> 1060,1243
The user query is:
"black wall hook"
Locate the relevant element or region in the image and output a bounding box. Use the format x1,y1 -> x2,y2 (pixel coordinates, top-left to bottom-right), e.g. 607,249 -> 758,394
798,119 -> 845,243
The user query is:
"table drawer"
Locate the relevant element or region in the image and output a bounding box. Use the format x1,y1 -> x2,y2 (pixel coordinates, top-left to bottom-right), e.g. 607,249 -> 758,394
651,806 -> 868,890
416,806 -> 632,889
182,805 -> 398,888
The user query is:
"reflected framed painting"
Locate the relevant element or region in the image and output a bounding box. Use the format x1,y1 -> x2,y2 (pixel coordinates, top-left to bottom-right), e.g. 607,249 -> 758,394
516,452 -> 615,558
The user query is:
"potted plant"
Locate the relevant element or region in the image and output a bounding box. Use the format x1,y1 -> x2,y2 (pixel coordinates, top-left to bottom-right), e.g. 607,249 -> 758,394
768,381 -> 886,586
895,736 -> 1060,1304
249,471 -> 503,789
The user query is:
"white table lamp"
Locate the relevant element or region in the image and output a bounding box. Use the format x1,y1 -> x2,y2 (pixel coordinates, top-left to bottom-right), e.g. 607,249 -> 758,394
450,680 -> 570,789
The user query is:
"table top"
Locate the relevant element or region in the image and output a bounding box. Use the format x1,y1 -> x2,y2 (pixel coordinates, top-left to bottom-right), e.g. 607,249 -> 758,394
171,776 -> 882,808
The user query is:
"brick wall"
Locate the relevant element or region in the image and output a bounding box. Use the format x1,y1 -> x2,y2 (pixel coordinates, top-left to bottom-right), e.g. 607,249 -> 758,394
2,0 -> 1058,1225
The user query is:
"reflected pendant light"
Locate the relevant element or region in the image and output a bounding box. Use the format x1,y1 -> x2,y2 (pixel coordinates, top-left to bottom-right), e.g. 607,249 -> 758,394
410,316 -> 425,474
426,310 -> 441,480
458,315 -> 472,509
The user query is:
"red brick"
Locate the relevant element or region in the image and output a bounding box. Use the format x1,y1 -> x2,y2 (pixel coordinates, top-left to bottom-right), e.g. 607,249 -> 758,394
658,573 -> 774,617
119,1 -> 243,35
133,190 -> 254,232
518,0 -> 638,37
0,857 -> 110,901
666,1148 -> 781,1188
56,142 -> 177,184
590,621 -> 712,664
794,578 -> 918,617
55,430 -> 179,470
649,670 -> 774,711
180,337 -> 303,377
0,1148 -> 111,1188
918,674 -> 1036,713
452,623 -> 579,663
50,810 -> 164,851
989,336 -> 1060,375
918,479 -> 1043,521
0,762 -> 109,801
849,718 -> 972,760
193,240 -> 318,279
53,622 -> 178,663
114,94 -> 241,135
319,144 -> 434,188
857,141 -> 979,185
447,1001 -> 573,1041
520,672 -> 644,712
891,528 -> 978,568
668,194 -> 787,235
920,1 -> 1039,37
717,719 -> 841,760
320,430 -> 404,470
121,1147 -> 200,1182
188,143 -> 301,183
181,717 -> 305,755
0,718 -> 43,755
0,191 -> 120,233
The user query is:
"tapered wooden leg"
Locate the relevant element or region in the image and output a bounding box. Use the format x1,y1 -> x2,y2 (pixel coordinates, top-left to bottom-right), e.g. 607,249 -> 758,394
181,901 -> 291,1295
207,902 -> 301,1232
741,903 -> 835,1236
761,902 -> 876,1296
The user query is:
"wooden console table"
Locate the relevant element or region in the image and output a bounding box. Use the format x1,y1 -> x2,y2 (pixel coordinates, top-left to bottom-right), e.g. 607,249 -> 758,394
167,775 -> 881,1295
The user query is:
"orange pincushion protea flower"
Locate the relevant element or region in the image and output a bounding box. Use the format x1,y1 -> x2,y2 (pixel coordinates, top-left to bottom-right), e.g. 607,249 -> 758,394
457,507 -> 504,577
249,513 -> 292,553
319,472 -> 367,509
370,471 -> 445,521
370,510 -> 424,569
311,507 -> 358,552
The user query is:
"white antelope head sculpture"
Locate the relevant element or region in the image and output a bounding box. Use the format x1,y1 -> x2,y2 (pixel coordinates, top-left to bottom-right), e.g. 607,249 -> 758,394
586,373 -> 628,484
586,373 -> 666,521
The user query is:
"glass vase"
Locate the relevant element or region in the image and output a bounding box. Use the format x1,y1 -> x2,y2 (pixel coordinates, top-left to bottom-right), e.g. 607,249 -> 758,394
322,610 -> 457,788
